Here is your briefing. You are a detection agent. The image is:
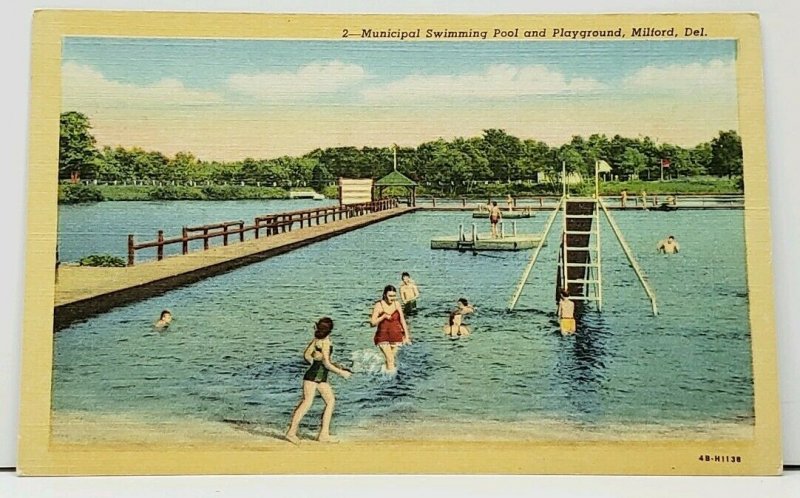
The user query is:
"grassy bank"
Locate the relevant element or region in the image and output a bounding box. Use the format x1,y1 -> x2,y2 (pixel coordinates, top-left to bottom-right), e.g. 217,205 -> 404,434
59,184 -> 293,203
417,177 -> 742,198
58,177 -> 741,204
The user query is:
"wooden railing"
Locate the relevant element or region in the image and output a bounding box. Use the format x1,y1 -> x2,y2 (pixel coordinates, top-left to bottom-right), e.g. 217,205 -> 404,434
127,198 -> 398,266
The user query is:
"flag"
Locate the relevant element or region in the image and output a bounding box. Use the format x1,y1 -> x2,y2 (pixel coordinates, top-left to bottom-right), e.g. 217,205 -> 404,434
661,158 -> 671,168
597,159 -> 612,173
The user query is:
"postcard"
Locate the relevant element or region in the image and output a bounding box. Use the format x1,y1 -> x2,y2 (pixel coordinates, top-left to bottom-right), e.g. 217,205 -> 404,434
18,11 -> 781,475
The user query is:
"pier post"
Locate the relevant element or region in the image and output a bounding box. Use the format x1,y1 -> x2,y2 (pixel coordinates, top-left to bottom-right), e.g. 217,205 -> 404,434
127,235 -> 134,266
239,221 -> 245,242
157,230 -> 164,261
254,218 -> 260,239
459,224 -> 465,241
203,228 -> 209,250
223,225 -> 229,246
432,196 -> 436,208
182,227 -> 188,254
513,221 -> 517,236
500,222 -> 505,239
472,223 -> 477,241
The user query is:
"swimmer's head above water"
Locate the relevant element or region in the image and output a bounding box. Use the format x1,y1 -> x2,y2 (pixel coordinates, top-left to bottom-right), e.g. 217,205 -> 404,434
382,285 -> 398,303
155,309 -> 172,328
314,317 -> 334,339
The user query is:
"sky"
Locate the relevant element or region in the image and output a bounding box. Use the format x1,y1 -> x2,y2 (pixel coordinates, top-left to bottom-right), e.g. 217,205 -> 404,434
61,38 -> 739,161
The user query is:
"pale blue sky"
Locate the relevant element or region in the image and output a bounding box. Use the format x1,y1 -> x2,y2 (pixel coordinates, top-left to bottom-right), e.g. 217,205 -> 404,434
61,37 -> 739,160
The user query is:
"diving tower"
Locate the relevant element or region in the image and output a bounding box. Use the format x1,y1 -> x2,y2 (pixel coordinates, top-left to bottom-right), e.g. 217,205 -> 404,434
507,161 -> 658,315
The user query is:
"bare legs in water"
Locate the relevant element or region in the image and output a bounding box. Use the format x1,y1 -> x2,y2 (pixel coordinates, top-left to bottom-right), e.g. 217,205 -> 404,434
286,381 -> 338,443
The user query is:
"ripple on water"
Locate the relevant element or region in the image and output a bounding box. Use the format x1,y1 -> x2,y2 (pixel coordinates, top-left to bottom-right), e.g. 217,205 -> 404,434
52,209 -> 754,429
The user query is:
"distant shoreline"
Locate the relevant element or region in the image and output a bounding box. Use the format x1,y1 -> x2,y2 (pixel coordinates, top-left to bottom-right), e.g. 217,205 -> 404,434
58,179 -> 743,204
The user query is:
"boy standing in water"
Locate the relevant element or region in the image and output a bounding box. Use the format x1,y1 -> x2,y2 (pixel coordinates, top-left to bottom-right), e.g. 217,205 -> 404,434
657,235 -> 681,254
489,201 -> 502,238
557,289 -> 576,336
399,272 -> 420,316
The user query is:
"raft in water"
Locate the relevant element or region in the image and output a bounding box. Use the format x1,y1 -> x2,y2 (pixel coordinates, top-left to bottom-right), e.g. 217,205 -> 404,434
431,234 -> 545,251
472,210 -> 533,219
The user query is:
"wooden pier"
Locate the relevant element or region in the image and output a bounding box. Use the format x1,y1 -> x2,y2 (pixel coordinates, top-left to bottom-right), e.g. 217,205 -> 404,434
54,202 -> 416,330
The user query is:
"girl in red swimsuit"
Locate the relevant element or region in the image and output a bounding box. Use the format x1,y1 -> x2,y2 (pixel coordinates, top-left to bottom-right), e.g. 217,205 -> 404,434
370,285 -> 411,373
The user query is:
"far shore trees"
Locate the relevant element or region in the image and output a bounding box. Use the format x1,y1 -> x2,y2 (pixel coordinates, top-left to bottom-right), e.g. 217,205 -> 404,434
59,111 -> 98,183
59,111 -> 745,195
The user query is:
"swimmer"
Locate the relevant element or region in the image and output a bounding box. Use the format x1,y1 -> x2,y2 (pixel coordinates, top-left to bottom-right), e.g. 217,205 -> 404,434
154,310 -> 172,329
557,289 -> 576,336
443,310 -> 470,338
456,298 -> 475,316
657,235 -> 681,254
489,201 -> 502,238
286,317 -> 352,444
506,194 -> 514,212
370,285 -> 411,373
399,272 -> 420,316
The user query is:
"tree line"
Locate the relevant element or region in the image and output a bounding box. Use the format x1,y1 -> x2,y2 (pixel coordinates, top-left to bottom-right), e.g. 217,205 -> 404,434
60,111 -> 744,194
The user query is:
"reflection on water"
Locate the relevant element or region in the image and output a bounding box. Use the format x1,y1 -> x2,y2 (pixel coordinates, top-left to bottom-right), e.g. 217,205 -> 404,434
53,207 -> 754,432
554,311 -> 609,421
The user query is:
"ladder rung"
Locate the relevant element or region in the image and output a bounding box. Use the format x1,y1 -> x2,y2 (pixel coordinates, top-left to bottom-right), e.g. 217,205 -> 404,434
569,296 -> 600,301
564,247 -> 597,251
565,230 -> 598,235
565,263 -> 599,267
565,215 -> 596,219
567,279 -> 600,284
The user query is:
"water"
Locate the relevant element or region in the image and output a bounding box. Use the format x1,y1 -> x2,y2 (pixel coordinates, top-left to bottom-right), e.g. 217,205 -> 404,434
52,206 -> 753,435
57,199 -> 338,263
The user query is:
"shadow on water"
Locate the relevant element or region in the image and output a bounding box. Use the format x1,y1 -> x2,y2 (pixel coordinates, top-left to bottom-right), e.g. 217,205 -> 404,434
554,308 -> 611,421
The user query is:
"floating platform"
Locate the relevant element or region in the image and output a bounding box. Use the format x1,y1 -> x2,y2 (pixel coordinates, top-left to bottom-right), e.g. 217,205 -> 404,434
472,210 -> 534,219
431,234 -> 545,251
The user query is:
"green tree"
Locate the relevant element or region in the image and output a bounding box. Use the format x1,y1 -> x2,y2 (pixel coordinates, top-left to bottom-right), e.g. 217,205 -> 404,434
59,111 -> 98,181
619,147 -> 648,177
709,130 -> 743,177
480,129 -> 524,183
168,151 -> 197,182
556,145 -> 584,174
516,139 -> 552,181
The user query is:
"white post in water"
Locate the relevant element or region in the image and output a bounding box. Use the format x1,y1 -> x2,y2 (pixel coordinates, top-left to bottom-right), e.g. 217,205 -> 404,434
472,223 -> 477,241
513,221 -> 518,236
500,222 -> 505,238
459,224 -> 464,241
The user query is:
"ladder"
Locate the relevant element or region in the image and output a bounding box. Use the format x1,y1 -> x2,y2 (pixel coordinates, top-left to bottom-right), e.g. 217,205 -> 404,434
558,197 -> 602,310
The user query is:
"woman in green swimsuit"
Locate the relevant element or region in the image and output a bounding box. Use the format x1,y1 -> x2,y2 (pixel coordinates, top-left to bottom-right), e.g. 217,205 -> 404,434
286,317 -> 351,444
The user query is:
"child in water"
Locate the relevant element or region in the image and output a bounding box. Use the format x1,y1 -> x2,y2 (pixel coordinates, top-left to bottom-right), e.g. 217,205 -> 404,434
557,289 -> 576,336
443,298 -> 474,338
286,317 -> 352,444
399,272 -> 420,316
154,310 -> 172,329
443,310 -> 470,338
